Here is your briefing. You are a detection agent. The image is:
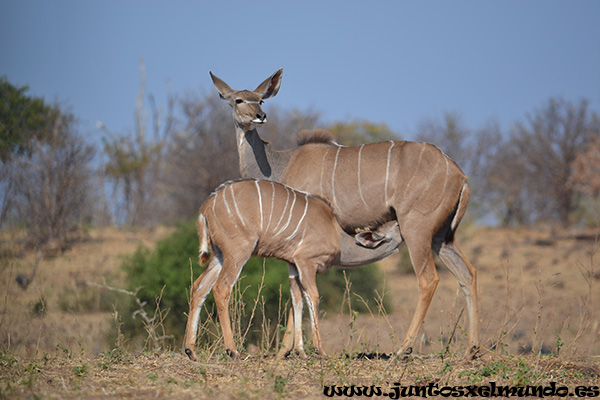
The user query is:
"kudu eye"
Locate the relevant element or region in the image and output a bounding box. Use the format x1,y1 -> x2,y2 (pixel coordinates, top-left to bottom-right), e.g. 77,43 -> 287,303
259,100 -> 264,105
235,99 -> 244,104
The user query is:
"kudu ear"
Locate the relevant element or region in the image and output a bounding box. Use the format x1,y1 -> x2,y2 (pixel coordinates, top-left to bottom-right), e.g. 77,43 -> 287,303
355,230 -> 388,248
210,71 -> 234,100
255,68 -> 283,100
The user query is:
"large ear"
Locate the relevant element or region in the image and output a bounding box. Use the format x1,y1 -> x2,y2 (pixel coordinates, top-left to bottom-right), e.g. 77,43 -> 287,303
355,230 -> 387,248
254,68 -> 283,100
210,71 -> 234,99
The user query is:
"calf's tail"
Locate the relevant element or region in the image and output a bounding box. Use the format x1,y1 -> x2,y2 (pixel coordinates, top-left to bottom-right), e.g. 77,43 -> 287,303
197,214 -> 212,265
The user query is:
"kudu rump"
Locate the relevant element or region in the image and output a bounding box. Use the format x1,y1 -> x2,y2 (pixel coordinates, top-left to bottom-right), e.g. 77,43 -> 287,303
205,69 -> 479,357
183,180 -> 400,361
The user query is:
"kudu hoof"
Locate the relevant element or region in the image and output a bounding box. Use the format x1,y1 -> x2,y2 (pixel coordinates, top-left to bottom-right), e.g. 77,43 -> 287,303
279,349 -> 307,360
313,349 -> 328,360
466,345 -> 481,360
184,348 -> 197,362
226,349 -> 239,360
396,346 -> 413,361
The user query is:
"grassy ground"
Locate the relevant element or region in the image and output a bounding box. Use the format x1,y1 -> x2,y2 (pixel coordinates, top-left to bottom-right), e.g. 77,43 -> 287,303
1,225 -> 599,399
1,350 -> 599,399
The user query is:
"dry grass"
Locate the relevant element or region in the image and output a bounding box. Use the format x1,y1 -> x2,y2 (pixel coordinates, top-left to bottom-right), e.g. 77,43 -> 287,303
318,225 -> 600,358
0,226 -> 173,358
1,349 -> 598,399
1,225 -> 599,399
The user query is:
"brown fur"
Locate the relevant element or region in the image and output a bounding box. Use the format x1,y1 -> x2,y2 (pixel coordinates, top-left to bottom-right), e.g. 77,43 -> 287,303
296,129 -> 337,146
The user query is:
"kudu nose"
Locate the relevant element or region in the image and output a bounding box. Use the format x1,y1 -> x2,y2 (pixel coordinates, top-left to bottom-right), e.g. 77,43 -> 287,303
256,112 -> 267,122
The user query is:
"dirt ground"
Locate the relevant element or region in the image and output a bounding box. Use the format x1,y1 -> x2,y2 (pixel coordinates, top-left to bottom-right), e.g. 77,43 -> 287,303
1,225 -> 599,398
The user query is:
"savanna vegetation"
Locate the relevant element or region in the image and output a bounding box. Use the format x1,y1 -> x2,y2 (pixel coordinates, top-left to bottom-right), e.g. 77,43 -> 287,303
1,69 -> 599,398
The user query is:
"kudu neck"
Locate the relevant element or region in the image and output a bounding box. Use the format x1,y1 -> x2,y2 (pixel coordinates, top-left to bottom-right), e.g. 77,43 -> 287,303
235,125 -> 291,182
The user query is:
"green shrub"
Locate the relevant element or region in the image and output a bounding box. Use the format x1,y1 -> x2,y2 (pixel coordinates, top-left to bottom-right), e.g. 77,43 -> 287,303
317,264 -> 391,315
118,220 -> 391,350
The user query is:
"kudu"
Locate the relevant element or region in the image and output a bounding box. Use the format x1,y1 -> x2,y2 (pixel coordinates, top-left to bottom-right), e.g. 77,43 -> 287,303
209,69 -> 479,357
183,180 -> 401,361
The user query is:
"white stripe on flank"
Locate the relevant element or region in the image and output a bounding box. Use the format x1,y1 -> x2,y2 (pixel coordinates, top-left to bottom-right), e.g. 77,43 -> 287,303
357,144 -> 369,209
444,156 -> 450,188
404,143 -> 425,195
255,180 -> 263,230
300,226 -> 306,245
385,141 -> 395,205
212,190 -> 218,217
438,155 -> 450,207
272,186 -> 290,233
286,194 -> 309,240
331,146 -> 342,211
319,148 -> 330,195
220,185 -> 236,227
211,190 -> 230,237
229,184 -> 246,228
296,227 -> 306,249
274,190 -> 297,236
264,181 -> 275,232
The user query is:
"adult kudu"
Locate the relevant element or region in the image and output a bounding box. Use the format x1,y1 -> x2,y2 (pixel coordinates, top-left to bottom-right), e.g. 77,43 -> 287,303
209,68 -> 479,357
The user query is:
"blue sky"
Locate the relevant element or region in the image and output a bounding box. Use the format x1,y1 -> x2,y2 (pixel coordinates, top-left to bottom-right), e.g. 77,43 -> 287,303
1,1 -> 599,141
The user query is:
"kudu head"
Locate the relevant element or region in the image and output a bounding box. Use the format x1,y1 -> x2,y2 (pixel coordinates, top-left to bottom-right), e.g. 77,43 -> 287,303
210,68 -> 283,130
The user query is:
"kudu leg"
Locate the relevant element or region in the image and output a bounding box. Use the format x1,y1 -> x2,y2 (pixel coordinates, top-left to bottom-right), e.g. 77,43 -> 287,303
212,254 -> 251,359
184,254 -> 223,361
277,263 -> 307,359
436,241 -> 479,356
295,261 -> 326,357
397,230 -> 440,357
277,308 -> 297,359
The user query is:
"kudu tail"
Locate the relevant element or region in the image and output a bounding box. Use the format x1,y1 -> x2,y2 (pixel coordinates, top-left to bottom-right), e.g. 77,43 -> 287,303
197,214 -> 212,265
447,182 -> 470,243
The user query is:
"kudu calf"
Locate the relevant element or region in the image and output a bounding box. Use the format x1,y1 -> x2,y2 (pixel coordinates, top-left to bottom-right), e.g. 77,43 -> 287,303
210,69 -> 479,357
183,180 -> 400,361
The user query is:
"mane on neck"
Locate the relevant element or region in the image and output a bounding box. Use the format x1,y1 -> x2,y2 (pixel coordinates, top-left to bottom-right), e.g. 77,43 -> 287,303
296,129 -> 337,146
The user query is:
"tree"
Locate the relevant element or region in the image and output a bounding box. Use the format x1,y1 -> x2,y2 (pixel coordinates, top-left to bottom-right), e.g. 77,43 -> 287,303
569,135 -> 600,225
0,77 -> 54,162
1,78 -> 57,229
3,104 -> 95,252
570,136 -> 600,198
509,97 -> 598,226
102,59 -> 174,226
484,138 -> 530,226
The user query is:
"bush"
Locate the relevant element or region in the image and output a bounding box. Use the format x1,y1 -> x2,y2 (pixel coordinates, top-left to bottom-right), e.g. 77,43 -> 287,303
119,221 -> 202,345
119,220 -> 391,350
317,264 -> 391,315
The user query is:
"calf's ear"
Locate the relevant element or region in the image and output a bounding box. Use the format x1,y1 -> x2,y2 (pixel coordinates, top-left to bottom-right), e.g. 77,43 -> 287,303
355,231 -> 386,248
